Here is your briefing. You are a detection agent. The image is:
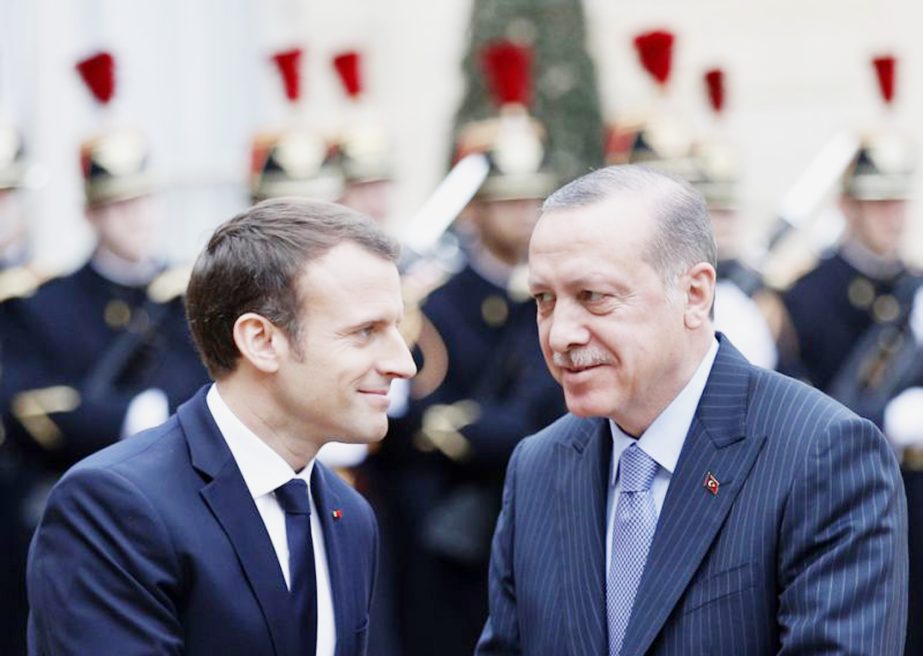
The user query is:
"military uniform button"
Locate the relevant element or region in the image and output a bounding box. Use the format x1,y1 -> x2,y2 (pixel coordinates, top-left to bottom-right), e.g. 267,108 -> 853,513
104,299 -> 132,328
848,277 -> 875,309
872,294 -> 900,323
481,294 -> 509,327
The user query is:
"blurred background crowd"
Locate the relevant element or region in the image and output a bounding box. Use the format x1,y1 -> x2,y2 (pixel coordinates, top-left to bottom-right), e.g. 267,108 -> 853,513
2,0 -> 923,654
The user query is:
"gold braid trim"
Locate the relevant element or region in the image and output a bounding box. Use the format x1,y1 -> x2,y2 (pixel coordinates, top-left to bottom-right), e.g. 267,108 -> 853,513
415,400 -> 481,462
11,386 -> 81,450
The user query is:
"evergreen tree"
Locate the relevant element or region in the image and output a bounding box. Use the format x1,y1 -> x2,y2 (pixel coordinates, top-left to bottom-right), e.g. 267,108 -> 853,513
453,0 -> 604,184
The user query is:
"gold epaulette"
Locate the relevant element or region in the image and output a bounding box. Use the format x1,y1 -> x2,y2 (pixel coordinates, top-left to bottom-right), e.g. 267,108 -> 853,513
415,400 -> 481,462
10,385 -> 81,450
902,447 -> 923,472
147,265 -> 193,303
0,265 -> 44,303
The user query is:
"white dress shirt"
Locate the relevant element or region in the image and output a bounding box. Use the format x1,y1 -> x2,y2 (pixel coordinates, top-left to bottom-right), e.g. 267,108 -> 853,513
207,385 -> 336,656
606,338 -> 719,567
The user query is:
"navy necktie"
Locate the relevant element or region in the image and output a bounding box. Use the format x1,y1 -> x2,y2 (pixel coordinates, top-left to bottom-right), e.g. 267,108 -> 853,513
276,478 -> 318,654
606,443 -> 659,656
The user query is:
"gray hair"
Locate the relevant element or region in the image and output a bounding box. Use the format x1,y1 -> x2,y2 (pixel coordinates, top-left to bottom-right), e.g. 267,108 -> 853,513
541,165 -> 717,290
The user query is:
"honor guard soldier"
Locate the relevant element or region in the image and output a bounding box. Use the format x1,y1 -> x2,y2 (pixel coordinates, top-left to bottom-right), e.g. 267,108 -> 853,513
607,35 -> 776,367
249,47 -> 344,204
605,30 -> 696,180
689,68 -> 777,368
778,54 -> 923,654
0,119 -> 44,656
332,50 -> 395,226
0,121 -> 39,286
778,55 -> 920,415
372,40 -> 566,656
0,52 -> 208,653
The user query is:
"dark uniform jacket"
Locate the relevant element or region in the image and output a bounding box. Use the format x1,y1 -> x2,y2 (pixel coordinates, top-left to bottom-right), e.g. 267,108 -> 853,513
371,262 -> 565,656
781,248 -> 923,656
0,262 -> 208,656
1,262 -> 208,467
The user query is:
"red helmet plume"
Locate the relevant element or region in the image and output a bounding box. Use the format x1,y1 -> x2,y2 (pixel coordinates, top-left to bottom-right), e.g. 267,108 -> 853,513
704,68 -> 725,113
76,51 -> 115,104
872,55 -> 896,105
272,48 -> 303,102
333,51 -> 363,98
481,41 -> 532,107
633,30 -> 675,86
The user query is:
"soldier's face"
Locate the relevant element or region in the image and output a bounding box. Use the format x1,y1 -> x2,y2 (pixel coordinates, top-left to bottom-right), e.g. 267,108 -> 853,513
475,198 -> 542,264
843,198 -> 907,258
274,242 -> 416,446
339,180 -> 394,225
528,195 -> 711,436
87,195 -> 160,263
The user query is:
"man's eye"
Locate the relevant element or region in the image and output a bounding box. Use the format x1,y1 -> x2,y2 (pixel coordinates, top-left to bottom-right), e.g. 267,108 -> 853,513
533,292 -> 554,306
579,291 -> 605,303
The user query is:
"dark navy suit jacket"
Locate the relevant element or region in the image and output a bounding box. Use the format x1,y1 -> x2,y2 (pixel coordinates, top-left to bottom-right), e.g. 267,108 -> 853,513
477,337 -> 908,655
26,387 -> 377,655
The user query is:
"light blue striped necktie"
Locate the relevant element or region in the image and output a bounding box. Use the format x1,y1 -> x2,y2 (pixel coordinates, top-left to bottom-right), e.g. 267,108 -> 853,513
607,443 -> 659,656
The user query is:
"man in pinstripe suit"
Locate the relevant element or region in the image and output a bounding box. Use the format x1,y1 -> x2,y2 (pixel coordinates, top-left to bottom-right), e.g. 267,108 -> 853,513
476,165 -> 908,655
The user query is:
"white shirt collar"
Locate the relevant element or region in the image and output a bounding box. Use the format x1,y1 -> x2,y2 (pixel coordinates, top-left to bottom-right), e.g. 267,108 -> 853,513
609,337 -> 719,484
206,384 -> 315,498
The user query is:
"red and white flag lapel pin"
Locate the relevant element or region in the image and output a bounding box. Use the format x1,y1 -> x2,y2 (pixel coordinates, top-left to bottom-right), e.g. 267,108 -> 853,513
703,472 -> 720,496
331,509 -> 343,521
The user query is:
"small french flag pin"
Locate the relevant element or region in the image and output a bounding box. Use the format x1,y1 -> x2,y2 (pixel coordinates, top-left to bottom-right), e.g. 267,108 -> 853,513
703,472 -> 720,496
331,509 -> 343,521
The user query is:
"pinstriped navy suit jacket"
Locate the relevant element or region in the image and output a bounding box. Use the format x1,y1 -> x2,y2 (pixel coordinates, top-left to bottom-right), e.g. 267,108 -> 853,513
477,337 -> 908,655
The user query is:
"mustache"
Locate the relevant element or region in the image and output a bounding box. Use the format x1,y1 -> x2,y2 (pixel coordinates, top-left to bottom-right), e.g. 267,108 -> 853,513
552,348 -> 613,369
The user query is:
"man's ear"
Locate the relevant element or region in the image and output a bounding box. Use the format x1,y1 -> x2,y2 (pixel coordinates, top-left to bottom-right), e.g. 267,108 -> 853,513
232,312 -> 287,374
683,262 -> 717,329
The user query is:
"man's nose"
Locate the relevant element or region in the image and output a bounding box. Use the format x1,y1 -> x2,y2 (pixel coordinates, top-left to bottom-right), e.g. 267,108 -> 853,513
546,301 -> 590,354
382,328 -> 418,379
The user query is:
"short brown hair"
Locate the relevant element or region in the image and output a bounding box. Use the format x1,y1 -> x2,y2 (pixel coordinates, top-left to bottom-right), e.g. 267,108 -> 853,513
185,197 -> 400,378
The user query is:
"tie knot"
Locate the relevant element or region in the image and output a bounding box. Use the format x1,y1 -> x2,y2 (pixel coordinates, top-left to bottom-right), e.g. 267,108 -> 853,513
619,444 -> 658,492
276,478 -> 311,515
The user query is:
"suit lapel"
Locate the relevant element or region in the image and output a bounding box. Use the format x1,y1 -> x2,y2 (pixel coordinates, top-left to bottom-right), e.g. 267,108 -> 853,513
178,388 -> 296,656
311,465 -> 355,656
555,416 -> 611,655
620,339 -> 767,656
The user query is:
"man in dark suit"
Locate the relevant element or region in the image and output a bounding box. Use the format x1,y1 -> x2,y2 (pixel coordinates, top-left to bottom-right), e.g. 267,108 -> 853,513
26,198 -> 416,655
477,165 -> 908,655
1,55 -> 210,655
